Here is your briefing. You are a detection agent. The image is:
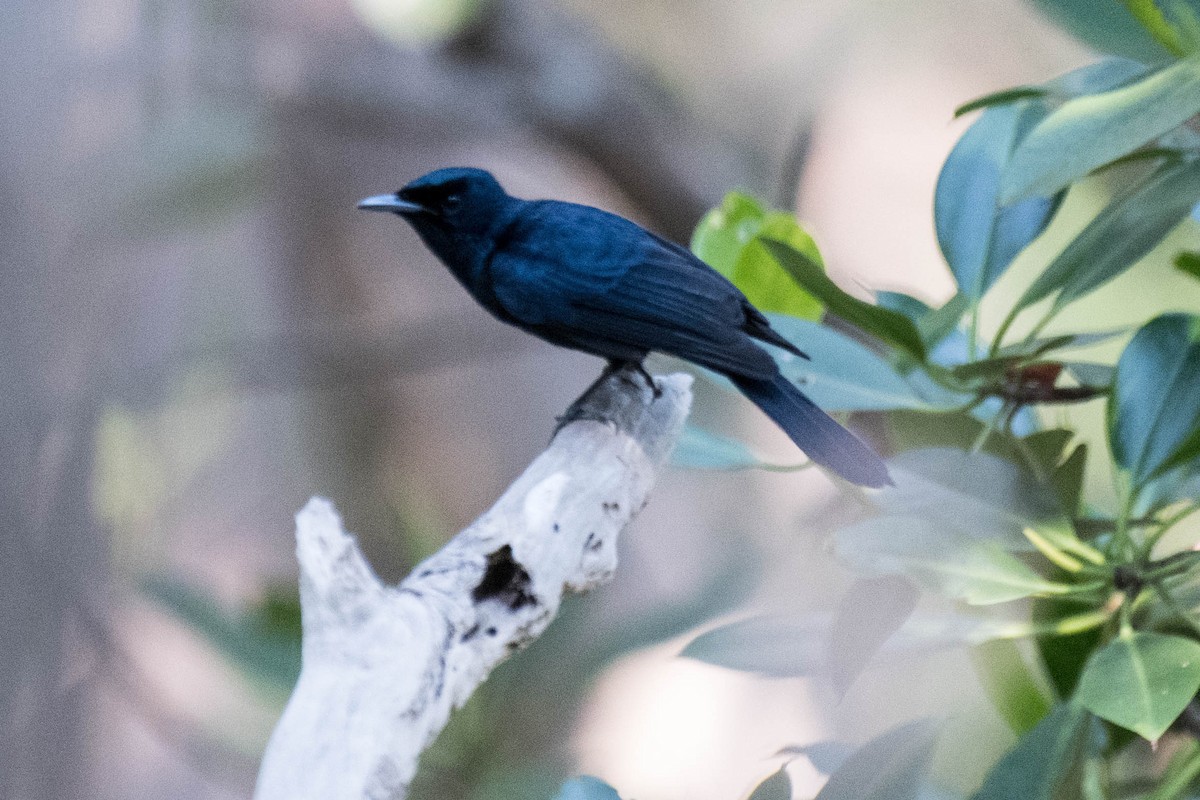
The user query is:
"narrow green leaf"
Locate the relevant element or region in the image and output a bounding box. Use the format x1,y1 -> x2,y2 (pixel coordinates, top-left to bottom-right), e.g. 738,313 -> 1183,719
834,516 -> 1071,605
1110,314 -> 1200,485
936,103 -> 1060,300
691,192 -> 823,319
762,316 -> 945,411
995,329 -> 1130,360
954,86 -> 1049,118
1075,631 -> 1200,740
1002,56 -> 1200,203
1123,0 -> 1188,56
761,239 -> 926,359
971,703 -> 1096,800
1091,145 -> 1184,173
747,769 -> 791,800
814,719 -> 939,800
1016,158 -> 1200,312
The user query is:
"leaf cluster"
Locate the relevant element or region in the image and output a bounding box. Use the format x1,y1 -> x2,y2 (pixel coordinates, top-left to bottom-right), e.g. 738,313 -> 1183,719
679,9 -> 1200,799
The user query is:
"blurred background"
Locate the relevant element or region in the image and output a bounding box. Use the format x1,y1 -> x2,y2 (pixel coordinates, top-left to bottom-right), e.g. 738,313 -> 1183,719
0,1 -> 1101,798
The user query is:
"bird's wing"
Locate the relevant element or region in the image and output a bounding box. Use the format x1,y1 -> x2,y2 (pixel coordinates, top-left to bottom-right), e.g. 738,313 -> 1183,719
489,201 -> 779,380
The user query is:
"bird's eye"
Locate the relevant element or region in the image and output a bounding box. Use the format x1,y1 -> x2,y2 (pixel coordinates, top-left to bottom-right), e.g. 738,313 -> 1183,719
443,193 -> 463,212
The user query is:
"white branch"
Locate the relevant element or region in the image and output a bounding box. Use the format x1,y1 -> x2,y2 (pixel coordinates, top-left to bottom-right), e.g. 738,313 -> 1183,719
254,370 -> 692,800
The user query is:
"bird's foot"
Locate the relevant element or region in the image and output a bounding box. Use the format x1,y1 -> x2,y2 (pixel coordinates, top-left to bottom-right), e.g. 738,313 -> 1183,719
553,362 -> 662,440
554,404 -> 614,434
608,360 -> 662,399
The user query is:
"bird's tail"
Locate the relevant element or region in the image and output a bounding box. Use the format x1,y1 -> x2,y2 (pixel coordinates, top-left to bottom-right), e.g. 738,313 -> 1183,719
731,373 -> 892,488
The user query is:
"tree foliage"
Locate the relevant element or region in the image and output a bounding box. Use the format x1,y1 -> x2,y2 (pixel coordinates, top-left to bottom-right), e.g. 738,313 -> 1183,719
680,4 -> 1200,798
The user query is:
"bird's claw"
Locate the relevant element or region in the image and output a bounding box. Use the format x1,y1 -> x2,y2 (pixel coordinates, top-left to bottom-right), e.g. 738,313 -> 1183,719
609,361 -> 662,399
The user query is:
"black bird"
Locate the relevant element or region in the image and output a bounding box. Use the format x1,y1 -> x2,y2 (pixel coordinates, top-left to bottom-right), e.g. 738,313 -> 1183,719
358,167 -> 891,487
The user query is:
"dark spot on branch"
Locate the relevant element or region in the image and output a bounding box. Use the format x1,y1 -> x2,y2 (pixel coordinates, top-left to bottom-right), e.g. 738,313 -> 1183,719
602,501 -> 620,513
553,522 -> 560,533
486,627 -> 497,636
472,544 -> 537,610
460,623 -> 481,642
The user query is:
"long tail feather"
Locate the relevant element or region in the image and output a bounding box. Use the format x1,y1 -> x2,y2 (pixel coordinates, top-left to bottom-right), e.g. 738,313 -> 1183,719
731,373 -> 892,488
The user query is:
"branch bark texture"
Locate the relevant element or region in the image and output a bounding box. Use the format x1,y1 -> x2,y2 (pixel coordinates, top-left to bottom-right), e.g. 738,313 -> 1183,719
254,369 -> 692,800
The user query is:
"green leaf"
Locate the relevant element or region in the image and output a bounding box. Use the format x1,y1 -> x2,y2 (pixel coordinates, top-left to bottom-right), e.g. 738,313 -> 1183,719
814,719 -> 939,800
1035,596 -> 1107,699
747,769 -> 791,800
936,103 -> 1060,300
1023,429 -> 1075,472
761,239 -> 927,360
1064,363 -> 1115,388
1075,631 -> 1200,740
1016,157 -> 1200,313
1053,444 -> 1088,518
671,424 -> 808,471
691,192 -> 823,319
971,703 -> 1098,800
554,776 -> 623,800
1003,56 -> 1200,204
761,316 -> 948,411
876,291 -> 931,322
995,329 -> 1130,360
1028,2 -> 1175,62
955,86 -> 1049,118
829,576 -> 919,697
1136,462 -> 1200,514
886,410 -> 1024,465
1122,0 -> 1190,56
1177,250 -> 1200,280
679,616 -> 825,677
141,575 -> 300,691
880,449 -> 1071,551
972,639 -> 1055,735
834,516 -> 1071,605
876,292 -> 969,349
918,293 -> 971,346
1053,57 -> 1153,98
1110,314 -> 1200,486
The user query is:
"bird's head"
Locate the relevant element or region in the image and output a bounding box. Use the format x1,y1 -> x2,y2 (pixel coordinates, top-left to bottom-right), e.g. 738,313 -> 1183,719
357,167 -> 512,239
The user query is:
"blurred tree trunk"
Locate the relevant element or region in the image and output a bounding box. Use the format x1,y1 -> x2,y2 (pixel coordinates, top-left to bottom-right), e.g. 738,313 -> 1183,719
0,3 -> 100,797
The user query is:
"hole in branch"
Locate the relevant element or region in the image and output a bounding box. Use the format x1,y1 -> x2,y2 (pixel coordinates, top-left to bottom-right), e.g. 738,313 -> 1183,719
472,545 -> 537,610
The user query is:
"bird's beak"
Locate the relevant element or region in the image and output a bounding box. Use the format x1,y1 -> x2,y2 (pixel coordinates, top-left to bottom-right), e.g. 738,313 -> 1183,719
356,193 -> 428,215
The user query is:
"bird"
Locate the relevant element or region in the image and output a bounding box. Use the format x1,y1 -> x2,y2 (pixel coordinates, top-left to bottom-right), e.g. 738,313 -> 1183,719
358,167 -> 891,487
